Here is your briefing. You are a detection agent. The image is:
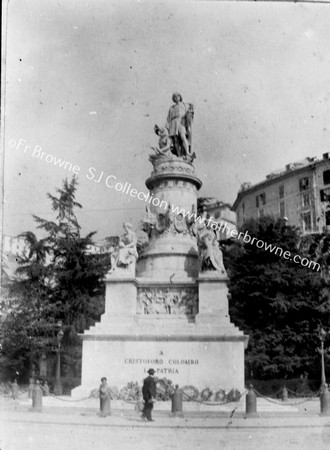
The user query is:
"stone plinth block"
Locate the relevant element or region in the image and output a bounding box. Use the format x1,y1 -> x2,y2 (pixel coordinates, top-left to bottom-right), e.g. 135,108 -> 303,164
104,277 -> 137,315
197,275 -> 230,318
72,336 -> 246,398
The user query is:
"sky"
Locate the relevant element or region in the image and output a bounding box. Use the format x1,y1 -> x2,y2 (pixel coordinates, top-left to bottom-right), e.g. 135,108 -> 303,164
2,0 -> 330,242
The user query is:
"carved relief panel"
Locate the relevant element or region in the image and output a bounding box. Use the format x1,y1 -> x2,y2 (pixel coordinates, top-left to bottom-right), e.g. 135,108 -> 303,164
137,287 -> 198,316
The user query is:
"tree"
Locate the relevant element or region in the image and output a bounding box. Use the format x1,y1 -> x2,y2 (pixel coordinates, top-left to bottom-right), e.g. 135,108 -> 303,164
197,197 -> 218,214
0,284 -> 56,381
31,178 -> 109,328
10,231 -> 50,294
225,216 -> 330,380
1,177 -> 110,382
1,231 -> 54,381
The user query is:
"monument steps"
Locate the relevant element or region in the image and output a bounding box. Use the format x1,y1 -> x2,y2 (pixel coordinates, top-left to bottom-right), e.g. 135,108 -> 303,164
87,315 -> 241,331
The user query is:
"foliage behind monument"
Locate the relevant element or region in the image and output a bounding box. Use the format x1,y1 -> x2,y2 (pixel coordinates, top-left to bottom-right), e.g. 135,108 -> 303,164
225,216 -> 330,380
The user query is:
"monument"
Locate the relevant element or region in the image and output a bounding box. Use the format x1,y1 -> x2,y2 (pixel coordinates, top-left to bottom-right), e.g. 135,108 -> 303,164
72,93 -> 248,397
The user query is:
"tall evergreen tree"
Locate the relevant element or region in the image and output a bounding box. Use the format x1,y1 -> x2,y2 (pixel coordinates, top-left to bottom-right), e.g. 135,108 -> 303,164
1,177 -> 110,381
31,178 -> 107,330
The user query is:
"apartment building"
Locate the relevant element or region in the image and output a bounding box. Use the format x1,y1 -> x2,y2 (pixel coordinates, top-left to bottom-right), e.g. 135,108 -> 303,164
232,153 -> 330,233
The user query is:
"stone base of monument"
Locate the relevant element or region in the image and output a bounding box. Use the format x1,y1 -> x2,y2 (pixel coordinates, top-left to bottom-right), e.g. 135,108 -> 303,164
72,274 -> 248,398
72,335 -> 246,397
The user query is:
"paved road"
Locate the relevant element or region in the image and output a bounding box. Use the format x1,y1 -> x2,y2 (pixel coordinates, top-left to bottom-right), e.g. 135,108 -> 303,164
1,418 -> 330,450
1,406 -> 330,450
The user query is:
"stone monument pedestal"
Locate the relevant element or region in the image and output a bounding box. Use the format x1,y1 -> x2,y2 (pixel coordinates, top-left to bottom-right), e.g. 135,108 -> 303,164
72,273 -> 247,398
72,97 -> 248,399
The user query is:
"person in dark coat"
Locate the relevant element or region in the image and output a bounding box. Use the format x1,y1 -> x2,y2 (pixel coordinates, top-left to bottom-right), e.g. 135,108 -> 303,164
141,368 -> 157,422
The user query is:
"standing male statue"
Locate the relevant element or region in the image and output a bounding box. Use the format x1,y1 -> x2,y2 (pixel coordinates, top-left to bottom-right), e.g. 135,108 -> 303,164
166,92 -> 194,157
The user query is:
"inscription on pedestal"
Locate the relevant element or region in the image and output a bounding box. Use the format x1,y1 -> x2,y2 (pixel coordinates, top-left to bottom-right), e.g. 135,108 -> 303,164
124,356 -> 200,375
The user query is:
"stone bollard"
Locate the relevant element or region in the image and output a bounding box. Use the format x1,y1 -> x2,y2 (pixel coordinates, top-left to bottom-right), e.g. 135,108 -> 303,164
31,380 -> 43,412
28,378 -> 34,399
320,384 -> 330,416
12,380 -> 19,400
245,385 -> 258,418
282,386 -> 288,402
171,385 -> 183,418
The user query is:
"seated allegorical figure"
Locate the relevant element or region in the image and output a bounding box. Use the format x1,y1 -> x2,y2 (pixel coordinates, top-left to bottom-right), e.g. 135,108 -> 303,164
108,223 -> 138,273
197,222 -> 226,274
149,125 -> 174,160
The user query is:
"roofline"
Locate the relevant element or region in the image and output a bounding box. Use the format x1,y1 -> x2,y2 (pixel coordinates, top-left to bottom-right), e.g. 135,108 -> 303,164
203,202 -> 233,210
232,159 -> 329,210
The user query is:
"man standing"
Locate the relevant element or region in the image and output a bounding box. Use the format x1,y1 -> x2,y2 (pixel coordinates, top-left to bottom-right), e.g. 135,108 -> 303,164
141,368 -> 157,422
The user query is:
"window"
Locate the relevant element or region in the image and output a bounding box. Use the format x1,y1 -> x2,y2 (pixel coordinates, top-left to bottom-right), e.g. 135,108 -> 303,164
259,209 -> 264,218
260,193 -> 266,205
326,210 -> 330,226
299,177 -> 310,192
214,211 -> 220,219
302,212 -> 312,231
279,185 -> 284,199
279,202 -> 285,218
256,193 -> 266,208
323,170 -> 330,186
321,188 -> 330,202
302,193 -> 310,208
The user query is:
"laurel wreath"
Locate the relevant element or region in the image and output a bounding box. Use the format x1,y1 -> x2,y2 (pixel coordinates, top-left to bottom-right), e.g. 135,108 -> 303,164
200,387 -> 213,401
181,385 -> 199,401
214,389 -> 226,402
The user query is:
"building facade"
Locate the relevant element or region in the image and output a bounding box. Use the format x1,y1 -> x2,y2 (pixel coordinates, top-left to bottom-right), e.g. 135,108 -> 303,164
202,201 -> 237,240
232,154 -> 330,234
